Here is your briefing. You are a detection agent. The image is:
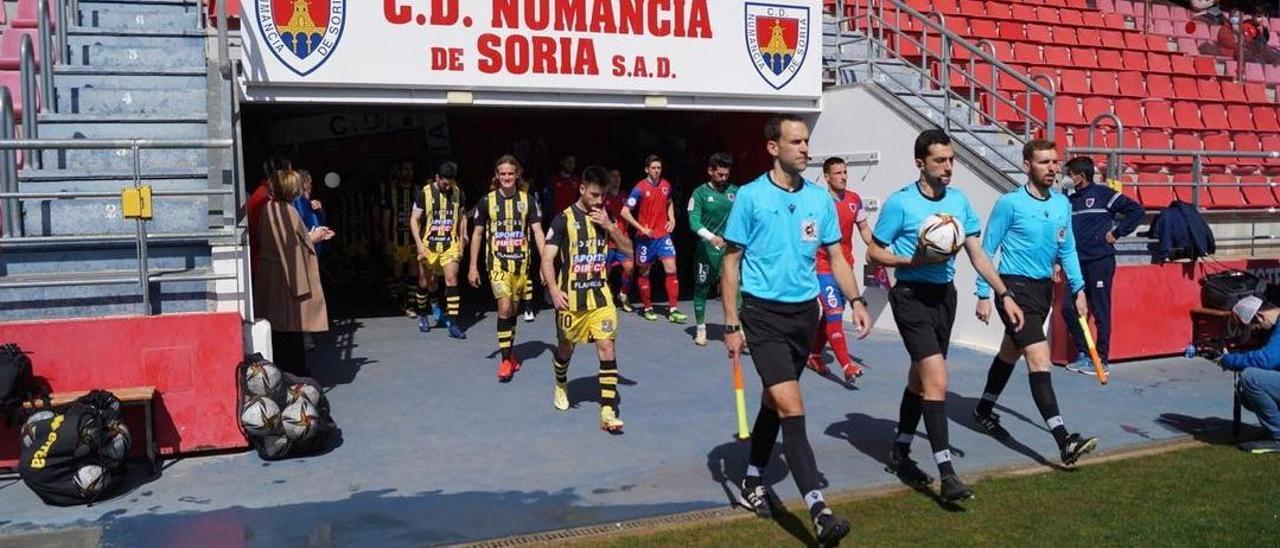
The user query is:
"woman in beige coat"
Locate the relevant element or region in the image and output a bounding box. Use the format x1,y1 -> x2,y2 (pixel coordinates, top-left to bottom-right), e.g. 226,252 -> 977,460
253,169 -> 334,376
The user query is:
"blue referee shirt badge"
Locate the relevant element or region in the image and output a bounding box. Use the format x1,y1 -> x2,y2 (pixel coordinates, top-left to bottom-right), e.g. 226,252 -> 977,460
802,219 -> 818,242
1057,227 -> 1067,243
788,204 -> 796,214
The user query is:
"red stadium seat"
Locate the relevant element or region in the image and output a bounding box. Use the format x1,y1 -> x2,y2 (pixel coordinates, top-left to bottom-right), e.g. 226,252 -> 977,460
1232,132 -> 1264,174
1201,104 -> 1231,131
1059,69 -> 1089,95
1147,35 -> 1169,51
1043,46 -> 1072,66
1226,104 -> 1257,131
1000,22 -> 1026,41
1097,49 -> 1125,70
1193,57 -> 1218,77
1124,33 -> 1149,51
1197,79 -> 1224,102
1115,98 -> 1147,128
935,0 -> 960,14
1071,47 -> 1099,68
970,18 -> 1000,40
1148,53 -> 1173,73
1262,135 -> 1280,175
1060,8 -> 1084,28
1103,14 -> 1128,31
960,0 -> 986,17
986,1 -> 1012,20
1077,28 -> 1102,46
1144,99 -> 1176,128
1057,95 -> 1087,125
1136,130 -> 1173,172
1011,4 -> 1036,22
1172,101 -> 1205,130
1243,82 -> 1270,103
1027,24 -> 1053,44
1170,133 -> 1202,173
1171,76 -> 1200,100
1013,42 -> 1041,64
1253,106 -> 1280,132
1206,174 -> 1247,209
1081,11 -> 1105,28
1170,55 -> 1197,76
1092,70 -> 1121,97
1116,71 -> 1147,97
1035,6 -> 1060,23
1054,28 -> 1079,47
1240,175 -> 1279,207
1137,173 -> 1176,208
1147,74 -> 1176,99
1082,96 -> 1112,123
1121,50 -> 1149,72
1220,81 -> 1249,103
1201,132 -> 1232,173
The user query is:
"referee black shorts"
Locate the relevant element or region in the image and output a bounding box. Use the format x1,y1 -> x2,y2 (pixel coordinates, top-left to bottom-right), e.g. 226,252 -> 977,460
741,293 -> 821,387
996,275 -> 1053,349
888,281 -> 957,362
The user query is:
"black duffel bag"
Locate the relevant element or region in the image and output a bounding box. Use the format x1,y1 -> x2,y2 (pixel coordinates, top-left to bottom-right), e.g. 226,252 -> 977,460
1200,269 -> 1265,311
18,391 -> 129,506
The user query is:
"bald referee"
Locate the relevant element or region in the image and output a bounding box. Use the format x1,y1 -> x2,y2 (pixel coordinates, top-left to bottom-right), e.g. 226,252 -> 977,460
723,114 -> 870,547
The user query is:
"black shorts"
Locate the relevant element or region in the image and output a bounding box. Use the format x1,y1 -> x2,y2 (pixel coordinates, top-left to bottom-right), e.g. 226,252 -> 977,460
997,275 -> 1053,349
741,294 -> 820,387
888,281 -> 957,362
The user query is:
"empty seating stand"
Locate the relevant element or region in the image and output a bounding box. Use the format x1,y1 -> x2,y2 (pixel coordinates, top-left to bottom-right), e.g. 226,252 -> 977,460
837,0 -> 1280,210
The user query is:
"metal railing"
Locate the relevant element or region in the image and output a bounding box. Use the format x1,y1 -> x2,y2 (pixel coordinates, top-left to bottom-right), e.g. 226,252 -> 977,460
1067,144 -> 1280,211
827,0 -> 1056,173
0,137 -> 239,315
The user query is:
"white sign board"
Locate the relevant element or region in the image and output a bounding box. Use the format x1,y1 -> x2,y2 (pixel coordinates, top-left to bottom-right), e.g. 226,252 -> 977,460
240,0 -> 823,110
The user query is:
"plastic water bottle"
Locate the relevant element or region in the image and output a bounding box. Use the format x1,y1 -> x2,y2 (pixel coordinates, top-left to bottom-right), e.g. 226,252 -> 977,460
1184,344 -> 1197,359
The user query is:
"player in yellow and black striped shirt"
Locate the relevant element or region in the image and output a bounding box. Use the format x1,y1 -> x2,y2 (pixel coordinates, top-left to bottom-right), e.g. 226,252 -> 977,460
409,161 -> 469,339
541,166 -> 633,433
469,155 -> 546,383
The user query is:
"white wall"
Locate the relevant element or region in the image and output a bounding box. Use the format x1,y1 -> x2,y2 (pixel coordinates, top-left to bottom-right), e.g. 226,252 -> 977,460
807,86 -> 1009,353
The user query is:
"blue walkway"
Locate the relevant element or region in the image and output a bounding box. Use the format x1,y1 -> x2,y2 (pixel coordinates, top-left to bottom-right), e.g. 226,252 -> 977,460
0,301 -> 1243,546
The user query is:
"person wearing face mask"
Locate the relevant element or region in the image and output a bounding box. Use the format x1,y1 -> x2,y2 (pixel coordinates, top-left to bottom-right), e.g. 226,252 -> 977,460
1058,157 -> 1145,377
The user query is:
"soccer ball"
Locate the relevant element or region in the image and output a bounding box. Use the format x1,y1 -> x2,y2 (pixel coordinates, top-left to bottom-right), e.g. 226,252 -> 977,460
919,214 -> 964,259
240,396 -> 282,437
281,399 -> 319,442
74,464 -> 109,499
259,434 -> 291,459
74,414 -> 100,459
285,383 -> 321,408
244,361 -> 284,399
20,411 -> 54,448
101,420 -> 133,464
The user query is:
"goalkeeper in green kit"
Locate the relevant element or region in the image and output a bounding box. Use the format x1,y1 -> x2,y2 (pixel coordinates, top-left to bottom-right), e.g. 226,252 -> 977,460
686,152 -> 739,346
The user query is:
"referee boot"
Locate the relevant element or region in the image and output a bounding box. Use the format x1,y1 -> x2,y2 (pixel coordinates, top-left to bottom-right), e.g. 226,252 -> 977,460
813,508 -> 852,547
940,475 -> 974,501
600,406 -> 624,434
739,478 -> 783,518
886,445 -> 934,488
1060,433 -> 1099,466
973,410 -> 1011,439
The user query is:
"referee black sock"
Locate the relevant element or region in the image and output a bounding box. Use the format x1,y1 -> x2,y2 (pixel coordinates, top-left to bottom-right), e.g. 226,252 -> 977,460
748,404 -> 780,474
1030,372 -> 1071,448
895,389 -> 923,454
977,356 -> 1018,417
779,415 -> 827,519
922,400 -> 957,477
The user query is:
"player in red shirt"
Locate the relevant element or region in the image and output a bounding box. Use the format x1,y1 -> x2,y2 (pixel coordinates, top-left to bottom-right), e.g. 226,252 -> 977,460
808,157 -> 875,383
547,154 -> 581,215
603,168 -> 636,307
619,155 -> 686,323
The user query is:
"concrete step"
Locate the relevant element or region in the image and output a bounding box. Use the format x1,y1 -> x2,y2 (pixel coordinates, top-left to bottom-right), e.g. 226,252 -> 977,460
68,44 -> 205,70
41,148 -> 208,171
20,194 -> 211,236
78,0 -> 201,13
0,275 -> 213,321
19,167 -> 209,183
0,241 -> 211,276
35,113 -> 208,138
67,29 -> 204,52
78,9 -> 197,31
59,87 -> 207,116
55,66 -> 207,90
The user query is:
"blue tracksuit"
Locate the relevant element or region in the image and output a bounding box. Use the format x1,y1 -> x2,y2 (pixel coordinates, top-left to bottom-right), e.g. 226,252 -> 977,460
975,185 -> 1085,298
1060,183 -> 1145,361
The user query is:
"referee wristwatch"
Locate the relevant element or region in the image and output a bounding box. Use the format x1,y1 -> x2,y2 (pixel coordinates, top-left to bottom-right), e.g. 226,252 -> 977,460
725,324 -> 742,334
851,296 -> 868,307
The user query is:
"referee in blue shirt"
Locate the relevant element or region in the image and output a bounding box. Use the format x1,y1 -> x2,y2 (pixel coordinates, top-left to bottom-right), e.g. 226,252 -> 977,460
972,140 -> 1100,467
1060,157 -> 1145,376
722,114 -> 870,546
867,129 -> 1023,502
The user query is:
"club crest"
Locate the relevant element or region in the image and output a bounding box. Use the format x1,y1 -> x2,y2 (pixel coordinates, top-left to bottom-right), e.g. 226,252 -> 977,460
257,0 -> 346,77
745,3 -> 810,90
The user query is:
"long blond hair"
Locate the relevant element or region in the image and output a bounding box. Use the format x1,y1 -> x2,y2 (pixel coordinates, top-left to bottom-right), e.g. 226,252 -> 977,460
491,154 -> 523,191
268,170 -> 302,201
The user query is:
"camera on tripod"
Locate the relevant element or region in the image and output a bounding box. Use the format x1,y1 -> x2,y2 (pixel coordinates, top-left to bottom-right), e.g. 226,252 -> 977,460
1189,269 -> 1274,359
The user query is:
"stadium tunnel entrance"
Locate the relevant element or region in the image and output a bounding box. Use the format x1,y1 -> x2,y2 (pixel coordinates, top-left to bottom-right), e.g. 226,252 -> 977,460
240,104 -> 773,318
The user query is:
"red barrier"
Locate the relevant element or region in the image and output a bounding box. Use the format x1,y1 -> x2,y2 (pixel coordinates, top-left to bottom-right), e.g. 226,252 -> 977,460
206,0 -> 242,27
1051,259 -> 1280,364
0,312 -> 247,467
